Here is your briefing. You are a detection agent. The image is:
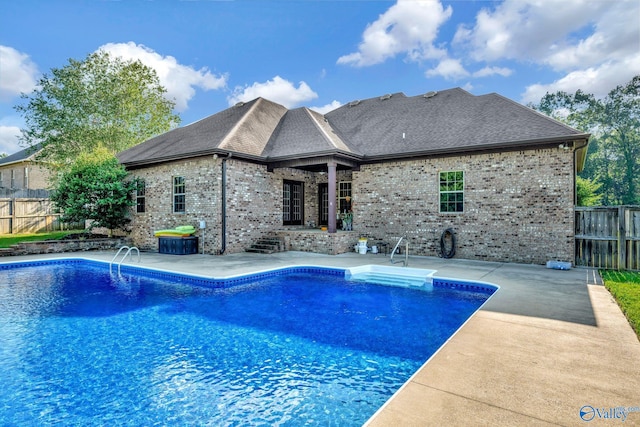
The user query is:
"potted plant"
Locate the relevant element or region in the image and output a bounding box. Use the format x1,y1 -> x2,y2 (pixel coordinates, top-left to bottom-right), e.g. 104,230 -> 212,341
341,211 -> 353,231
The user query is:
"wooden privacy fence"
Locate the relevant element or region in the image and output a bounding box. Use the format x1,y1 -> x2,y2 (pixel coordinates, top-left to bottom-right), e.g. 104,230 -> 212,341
0,198 -> 84,234
575,206 -> 640,270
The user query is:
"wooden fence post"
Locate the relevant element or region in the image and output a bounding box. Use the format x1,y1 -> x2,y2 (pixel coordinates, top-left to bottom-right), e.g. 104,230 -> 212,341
618,206 -> 626,270
9,198 -> 14,234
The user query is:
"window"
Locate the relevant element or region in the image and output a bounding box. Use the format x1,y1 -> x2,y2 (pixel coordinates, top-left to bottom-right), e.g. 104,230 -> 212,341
23,167 -> 28,188
173,176 -> 185,213
439,171 -> 464,213
10,170 -> 15,189
338,181 -> 352,213
283,180 -> 303,225
136,179 -> 146,213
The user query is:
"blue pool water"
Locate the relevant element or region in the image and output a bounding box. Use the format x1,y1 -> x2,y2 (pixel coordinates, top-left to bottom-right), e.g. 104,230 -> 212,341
0,260 -> 496,426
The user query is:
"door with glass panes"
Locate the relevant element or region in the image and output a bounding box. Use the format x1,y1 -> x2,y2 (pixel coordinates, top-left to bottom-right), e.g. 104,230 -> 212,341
283,180 -> 304,225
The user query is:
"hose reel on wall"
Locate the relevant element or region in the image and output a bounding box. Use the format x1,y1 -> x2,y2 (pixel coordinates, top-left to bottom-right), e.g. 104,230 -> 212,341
439,228 -> 456,259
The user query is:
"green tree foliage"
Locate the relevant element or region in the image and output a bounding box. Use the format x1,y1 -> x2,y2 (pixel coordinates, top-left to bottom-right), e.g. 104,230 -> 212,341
531,76 -> 640,205
575,176 -> 603,206
51,148 -> 139,236
15,50 -> 179,167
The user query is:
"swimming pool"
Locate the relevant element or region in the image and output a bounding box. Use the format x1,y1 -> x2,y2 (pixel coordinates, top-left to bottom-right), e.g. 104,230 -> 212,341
0,259 -> 497,426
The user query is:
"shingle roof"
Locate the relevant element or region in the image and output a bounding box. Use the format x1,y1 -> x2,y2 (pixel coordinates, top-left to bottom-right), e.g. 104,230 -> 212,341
262,107 -> 359,159
0,144 -> 42,166
118,88 -> 589,167
324,88 -> 587,159
118,98 -> 287,165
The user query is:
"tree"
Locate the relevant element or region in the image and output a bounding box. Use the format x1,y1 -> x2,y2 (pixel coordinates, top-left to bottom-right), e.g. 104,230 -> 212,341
15,50 -> 179,167
530,76 -> 640,205
51,147 -> 139,236
575,176 -> 602,206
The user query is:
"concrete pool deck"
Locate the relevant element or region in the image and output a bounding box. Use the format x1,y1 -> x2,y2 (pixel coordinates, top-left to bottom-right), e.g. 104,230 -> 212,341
6,250 -> 640,426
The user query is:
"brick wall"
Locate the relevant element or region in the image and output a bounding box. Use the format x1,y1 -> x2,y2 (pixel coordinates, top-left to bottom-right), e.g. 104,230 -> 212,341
128,157 -> 346,254
128,156 -> 222,253
0,163 -> 50,190
128,147 -> 574,264
275,230 -> 355,255
352,148 -> 575,264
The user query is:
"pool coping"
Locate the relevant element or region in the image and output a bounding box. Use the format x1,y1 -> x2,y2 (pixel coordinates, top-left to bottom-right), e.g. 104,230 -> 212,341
0,256 -> 499,294
2,251 -> 639,426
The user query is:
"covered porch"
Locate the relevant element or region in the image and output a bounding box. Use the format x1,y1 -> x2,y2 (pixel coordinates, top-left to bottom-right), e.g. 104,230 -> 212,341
269,154 -> 359,235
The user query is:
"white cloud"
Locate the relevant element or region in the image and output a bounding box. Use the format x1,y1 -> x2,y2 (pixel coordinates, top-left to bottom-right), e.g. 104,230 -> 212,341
426,60 -> 514,82
98,42 -> 227,112
473,66 -> 513,78
454,0 -> 640,103
544,3 -> 640,71
521,56 -> 640,104
0,46 -> 39,101
310,100 -> 342,114
453,0 -> 614,64
425,58 -> 469,80
227,76 -> 318,108
337,0 -> 452,67
461,82 -> 474,92
0,125 -> 22,155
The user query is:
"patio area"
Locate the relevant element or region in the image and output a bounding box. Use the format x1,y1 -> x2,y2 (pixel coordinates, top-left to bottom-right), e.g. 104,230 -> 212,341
6,250 -> 640,425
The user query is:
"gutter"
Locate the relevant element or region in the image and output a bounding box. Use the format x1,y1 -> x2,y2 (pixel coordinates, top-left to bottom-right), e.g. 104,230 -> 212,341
358,134 -> 592,163
119,149 -> 263,169
0,159 -> 29,167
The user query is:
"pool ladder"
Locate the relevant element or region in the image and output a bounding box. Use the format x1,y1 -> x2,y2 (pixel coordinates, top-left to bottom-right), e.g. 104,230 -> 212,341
110,246 -> 140,274
390,236 -> 409,267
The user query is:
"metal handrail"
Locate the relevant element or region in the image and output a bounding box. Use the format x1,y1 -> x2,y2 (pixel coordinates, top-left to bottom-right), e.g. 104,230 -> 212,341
110,246 -> 140,274
390,236 -> 409,267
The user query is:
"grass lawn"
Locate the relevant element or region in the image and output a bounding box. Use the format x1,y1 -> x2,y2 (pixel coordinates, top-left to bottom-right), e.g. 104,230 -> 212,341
0,230 -> 85,248
600,270 -> 640,340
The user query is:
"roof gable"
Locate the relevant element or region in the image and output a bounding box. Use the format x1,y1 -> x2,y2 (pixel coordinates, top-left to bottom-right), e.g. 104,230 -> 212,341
219,98 -> 288,156
262,107 -> 359,159
118,98 -> 286,164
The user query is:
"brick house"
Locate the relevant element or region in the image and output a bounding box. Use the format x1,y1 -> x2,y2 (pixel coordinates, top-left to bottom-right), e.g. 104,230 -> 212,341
0,144 -> 51,196
117,88 -> 589,264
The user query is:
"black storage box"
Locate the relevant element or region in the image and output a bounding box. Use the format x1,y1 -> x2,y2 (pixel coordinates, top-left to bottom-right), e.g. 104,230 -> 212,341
158,236 -> 199,255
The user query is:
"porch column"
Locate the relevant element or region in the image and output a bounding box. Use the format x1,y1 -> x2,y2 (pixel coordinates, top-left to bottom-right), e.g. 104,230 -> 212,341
327,161 -> 337,233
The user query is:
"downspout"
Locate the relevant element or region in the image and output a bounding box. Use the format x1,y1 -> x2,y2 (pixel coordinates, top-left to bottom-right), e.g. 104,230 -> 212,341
572,138 -> 589,265
573,138 -> 590,205
220,153 -> 232,254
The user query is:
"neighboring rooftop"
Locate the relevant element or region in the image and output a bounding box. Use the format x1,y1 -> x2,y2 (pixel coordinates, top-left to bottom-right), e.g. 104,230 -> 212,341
0,144 -> 43,166
118,88 -> 590,169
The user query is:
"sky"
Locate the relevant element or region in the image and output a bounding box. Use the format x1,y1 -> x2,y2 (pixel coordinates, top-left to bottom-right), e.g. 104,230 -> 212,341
1,0 -> 639,155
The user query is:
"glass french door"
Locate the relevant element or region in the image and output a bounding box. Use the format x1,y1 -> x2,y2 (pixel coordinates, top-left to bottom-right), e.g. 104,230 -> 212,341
318,183 -> 328,225
283,180 -> 304,225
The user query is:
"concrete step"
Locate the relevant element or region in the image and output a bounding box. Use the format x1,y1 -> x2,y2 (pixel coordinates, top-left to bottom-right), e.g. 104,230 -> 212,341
245,236 -> 285,254
246,247 -> 277,254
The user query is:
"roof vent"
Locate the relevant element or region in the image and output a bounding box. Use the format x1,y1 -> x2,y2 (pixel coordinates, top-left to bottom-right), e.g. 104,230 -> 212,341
349,100 -> 361,107
379,93 -> 392,100
234,101 -> 245,107
423,91 -> 438,99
